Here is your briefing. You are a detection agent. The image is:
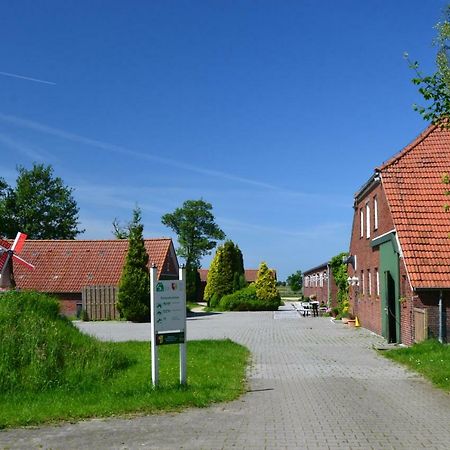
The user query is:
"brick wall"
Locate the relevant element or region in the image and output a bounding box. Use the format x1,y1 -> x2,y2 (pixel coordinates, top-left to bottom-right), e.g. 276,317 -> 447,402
56,293 -> 82,317
349,181 -> 395,336
414,290 -> 450,341
303,266 -> 338,307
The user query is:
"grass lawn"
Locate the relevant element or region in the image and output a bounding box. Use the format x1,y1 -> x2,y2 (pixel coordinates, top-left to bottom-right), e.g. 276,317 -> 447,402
383,339 -> 450,391
0,339 -> 249,429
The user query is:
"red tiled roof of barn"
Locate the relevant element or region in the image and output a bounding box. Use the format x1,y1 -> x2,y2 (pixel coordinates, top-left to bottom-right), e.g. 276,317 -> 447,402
379,124 -> 450,289
12,238 -> 177,293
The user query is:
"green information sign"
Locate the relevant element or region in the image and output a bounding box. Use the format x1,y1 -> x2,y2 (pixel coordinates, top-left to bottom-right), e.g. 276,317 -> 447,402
155,331 -> 185,346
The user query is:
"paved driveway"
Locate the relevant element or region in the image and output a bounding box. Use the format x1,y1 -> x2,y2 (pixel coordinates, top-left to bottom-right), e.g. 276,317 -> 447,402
2,305 -> 450,449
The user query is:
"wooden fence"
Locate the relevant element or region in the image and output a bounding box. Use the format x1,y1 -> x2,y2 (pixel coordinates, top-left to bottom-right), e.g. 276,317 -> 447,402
414,307 -> 428,343
82,285 -> 119,320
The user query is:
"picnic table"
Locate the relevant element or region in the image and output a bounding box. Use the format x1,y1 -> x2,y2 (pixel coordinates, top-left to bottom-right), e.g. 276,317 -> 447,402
295,301 -> 327,317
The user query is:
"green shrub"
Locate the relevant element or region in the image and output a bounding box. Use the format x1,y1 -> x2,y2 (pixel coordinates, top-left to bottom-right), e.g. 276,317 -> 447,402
0,291 -> 131,393
209,293 -> 220,308
255,262 -> 281,306
218,285 -> 280,311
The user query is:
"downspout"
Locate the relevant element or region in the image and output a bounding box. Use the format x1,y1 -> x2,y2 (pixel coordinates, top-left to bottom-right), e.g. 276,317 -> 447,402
439,289 -> 447,344
327,264 -> 331,308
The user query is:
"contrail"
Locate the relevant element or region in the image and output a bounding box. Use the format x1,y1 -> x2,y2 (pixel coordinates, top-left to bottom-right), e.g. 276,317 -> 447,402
0,71 -> 56,85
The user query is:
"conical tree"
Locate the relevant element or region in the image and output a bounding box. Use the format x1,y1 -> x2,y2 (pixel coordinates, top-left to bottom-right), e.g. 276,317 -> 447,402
255,262 -> 280,305
204,240 -> 245,305
116,208 -> 150,322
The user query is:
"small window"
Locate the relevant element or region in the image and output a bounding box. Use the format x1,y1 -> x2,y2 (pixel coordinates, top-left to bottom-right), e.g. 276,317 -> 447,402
375,268 -> 380,296
366,202 -> 371,238
360,208 -> 364,238
368,269 -> 372,296
374,196 -> 378,230
361,270 -> 365,295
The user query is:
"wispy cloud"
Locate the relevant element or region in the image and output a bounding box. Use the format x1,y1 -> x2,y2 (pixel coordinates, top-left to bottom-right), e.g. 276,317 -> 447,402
0,133 -> 50,162
75,183 -> 167,214
219,216 -> 348,239
0,113 -> 307,194
0,71 -> 56,85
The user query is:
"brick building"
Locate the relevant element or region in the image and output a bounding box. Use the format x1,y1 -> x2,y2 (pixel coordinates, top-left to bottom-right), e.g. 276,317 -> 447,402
10,238 -> 179,316
347,124 -> 450,345
303,262 -> 338,308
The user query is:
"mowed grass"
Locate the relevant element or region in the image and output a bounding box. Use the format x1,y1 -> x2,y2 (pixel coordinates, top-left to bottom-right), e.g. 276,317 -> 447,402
383,339 -> 450,391
0,291 -> 249,429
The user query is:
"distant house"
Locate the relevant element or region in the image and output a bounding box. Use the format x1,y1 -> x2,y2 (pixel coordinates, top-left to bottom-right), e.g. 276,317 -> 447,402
347,124 -> 450,345
198,268 -> 277,301
12,238 -> 179,316
303,262 -> 338,308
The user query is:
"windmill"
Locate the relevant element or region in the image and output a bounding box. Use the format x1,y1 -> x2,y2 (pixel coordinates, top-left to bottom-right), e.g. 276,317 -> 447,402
0,232 -> 35,290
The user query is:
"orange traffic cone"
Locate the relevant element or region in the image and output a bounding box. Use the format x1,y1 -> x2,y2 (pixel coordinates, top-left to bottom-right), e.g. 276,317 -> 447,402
355,316 -> 360,327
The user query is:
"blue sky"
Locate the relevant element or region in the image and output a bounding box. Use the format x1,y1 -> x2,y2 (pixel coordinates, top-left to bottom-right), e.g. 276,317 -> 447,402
0,1 -> 447,280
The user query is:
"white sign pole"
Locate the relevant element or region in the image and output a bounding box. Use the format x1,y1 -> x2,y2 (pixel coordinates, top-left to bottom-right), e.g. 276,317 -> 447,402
179,266 -> 187,385
150,265 -> 159,387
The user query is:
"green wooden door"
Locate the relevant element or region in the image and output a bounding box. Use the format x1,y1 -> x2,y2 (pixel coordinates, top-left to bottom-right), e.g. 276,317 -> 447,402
379,238 -> 400,343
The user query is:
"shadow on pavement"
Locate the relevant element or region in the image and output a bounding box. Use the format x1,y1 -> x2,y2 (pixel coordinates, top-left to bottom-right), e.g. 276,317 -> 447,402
187,310 -> 221,320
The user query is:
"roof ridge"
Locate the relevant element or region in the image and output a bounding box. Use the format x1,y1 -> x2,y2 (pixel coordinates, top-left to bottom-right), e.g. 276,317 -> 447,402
377,123 -> 437,171
23,237 -> 172,243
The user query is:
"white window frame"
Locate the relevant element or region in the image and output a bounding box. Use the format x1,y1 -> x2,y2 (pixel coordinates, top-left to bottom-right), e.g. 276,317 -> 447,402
376,269 -> 380,296
319,273 -> 323,287
374,196 -> 378,230
361,271 -> 365,295
366,202 -> 371,238
360,208 -> 364,238
368,269 -> 372,296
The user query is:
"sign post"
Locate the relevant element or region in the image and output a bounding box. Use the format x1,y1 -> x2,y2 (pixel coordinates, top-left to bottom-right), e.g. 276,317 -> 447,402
150,265 -> 187,387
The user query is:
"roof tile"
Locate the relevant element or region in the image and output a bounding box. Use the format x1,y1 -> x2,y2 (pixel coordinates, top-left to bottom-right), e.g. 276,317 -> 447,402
12,238 -> 177,293
381,124 -> 450,288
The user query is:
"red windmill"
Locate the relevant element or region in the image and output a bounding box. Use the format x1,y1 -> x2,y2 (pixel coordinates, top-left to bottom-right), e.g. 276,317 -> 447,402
0,232 -> 35,290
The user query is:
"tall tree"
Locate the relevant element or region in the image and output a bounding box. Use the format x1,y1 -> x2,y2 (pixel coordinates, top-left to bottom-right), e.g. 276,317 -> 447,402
286,270 -> 303,292
406,6 -> 450,125
204,240 -> 245,305
0,164 -> 83,239
0,178 -> 15,236
254,262 -> 280,305
116,207 -> 150,322
161,199 -> 225,301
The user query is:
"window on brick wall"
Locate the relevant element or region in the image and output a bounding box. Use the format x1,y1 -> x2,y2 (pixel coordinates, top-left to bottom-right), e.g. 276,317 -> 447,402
366,202 -> 371,238
319,273 -> 323,287
360,208 -> 364,238
375,268 -> 379,296
374,196 -> 378,230
361,270 -> 365,295
368,269 -> 372,296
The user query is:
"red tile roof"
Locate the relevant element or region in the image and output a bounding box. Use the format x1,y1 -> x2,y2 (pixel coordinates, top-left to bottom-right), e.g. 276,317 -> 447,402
379,124 -> 450,288
12,238 -> 178,293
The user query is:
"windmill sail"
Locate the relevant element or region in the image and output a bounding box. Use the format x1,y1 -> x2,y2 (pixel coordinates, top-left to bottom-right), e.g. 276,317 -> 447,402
0,232 -> 34,289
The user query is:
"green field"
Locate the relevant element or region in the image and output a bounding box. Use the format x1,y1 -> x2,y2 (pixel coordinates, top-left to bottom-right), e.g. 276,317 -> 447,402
0,291 -> 249,429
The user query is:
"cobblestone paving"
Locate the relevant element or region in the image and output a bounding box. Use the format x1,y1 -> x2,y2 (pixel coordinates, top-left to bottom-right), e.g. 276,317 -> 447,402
2,304 -> 450,449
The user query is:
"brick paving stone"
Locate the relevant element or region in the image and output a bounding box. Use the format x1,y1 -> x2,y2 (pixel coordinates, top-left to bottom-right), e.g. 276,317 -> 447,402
1,306 -> 450,449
